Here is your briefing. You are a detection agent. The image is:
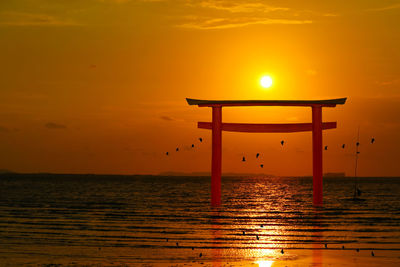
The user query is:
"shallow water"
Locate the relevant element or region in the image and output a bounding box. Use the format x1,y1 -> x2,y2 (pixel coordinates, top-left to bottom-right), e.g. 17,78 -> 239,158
0,174 -> 400,266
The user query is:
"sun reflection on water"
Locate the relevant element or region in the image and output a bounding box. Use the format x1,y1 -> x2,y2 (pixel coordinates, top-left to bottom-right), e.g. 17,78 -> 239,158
255,260 -> 274,267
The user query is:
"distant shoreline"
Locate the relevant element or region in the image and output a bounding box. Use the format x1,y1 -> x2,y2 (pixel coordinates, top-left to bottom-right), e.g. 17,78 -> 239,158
0,172 -> 400,179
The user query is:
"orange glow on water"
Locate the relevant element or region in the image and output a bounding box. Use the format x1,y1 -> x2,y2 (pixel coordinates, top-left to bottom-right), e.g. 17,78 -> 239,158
255,260 -> 274,267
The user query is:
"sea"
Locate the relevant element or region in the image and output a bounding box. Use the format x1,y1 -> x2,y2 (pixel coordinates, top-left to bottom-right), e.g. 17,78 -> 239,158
0,174 -> 400,266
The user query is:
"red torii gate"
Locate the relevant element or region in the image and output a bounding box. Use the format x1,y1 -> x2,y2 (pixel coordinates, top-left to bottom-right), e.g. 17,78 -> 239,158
186,98 -> 347,206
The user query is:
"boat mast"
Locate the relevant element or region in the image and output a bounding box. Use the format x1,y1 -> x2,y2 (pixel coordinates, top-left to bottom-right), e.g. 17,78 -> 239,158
354,126 -> 360,198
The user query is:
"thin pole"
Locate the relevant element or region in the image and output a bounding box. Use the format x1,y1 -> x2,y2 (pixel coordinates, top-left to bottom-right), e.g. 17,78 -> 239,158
312,106 -> 323,206
211,106 -> 222,206
354,126 -> 360,198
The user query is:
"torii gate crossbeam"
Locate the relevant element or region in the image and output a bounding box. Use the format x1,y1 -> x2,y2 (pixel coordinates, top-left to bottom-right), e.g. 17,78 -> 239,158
187,98 -> 347,206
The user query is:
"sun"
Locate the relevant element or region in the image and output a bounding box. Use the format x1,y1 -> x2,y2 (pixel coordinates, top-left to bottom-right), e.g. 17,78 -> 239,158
260,75 -> 273,88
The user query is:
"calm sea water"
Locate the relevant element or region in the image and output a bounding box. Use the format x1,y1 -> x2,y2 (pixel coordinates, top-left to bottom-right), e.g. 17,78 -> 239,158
0,174 -> 400,266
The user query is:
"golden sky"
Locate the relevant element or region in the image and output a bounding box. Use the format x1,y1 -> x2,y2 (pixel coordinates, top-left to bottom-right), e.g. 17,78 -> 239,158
0,0 -> 399,176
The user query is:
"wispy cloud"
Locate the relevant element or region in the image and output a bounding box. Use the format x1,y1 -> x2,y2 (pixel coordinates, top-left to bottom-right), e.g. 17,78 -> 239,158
194,1 -> 289,13
0,12 -> 81,26
322,13 -> 340,17
160,115 -> 175,121
45,122 -> 67,129
178,17 -> 312,30
366,3 -> 400,12
97,0 -> 165,2
176,1 -> 314,30
375,79 -> 400,86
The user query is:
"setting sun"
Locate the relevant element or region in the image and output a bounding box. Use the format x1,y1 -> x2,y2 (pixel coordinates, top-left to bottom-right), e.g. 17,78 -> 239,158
260,75 -> 273,88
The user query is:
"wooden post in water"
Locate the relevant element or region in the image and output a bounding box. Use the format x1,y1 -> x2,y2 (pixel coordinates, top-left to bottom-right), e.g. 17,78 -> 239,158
312,105 -> 323,206
211,106 -> 222,206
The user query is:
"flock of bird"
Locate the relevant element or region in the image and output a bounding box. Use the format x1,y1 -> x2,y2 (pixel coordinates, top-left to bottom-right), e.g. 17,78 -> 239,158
165,137 -> 376,169
165,137 -> 203,156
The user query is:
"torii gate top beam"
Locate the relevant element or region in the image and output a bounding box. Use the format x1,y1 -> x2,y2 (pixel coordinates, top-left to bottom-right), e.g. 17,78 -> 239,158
186,98 -> 347,107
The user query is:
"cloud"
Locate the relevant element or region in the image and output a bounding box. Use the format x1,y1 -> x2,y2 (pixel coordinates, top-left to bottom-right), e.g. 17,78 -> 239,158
97,0 -> 165,2
175,1 -> 315,30
178,17 -> 312,30
160,115 -> 175,121
322,13 -> 340,17
195,1 -> 289,13
375,79 -> 400,86
366,3 -> 400,12
45,122 -> 67,129
0,126 -> 9,132
0,12 -> 81,26
97,0 -> 132,3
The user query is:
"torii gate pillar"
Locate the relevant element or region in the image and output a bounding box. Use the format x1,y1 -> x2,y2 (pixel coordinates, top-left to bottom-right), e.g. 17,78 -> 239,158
312,106 -> 323,206
211,106 -> 222,206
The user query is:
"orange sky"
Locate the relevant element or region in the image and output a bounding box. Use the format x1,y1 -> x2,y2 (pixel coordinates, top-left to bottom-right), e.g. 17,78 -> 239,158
0,0 -> 399,176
